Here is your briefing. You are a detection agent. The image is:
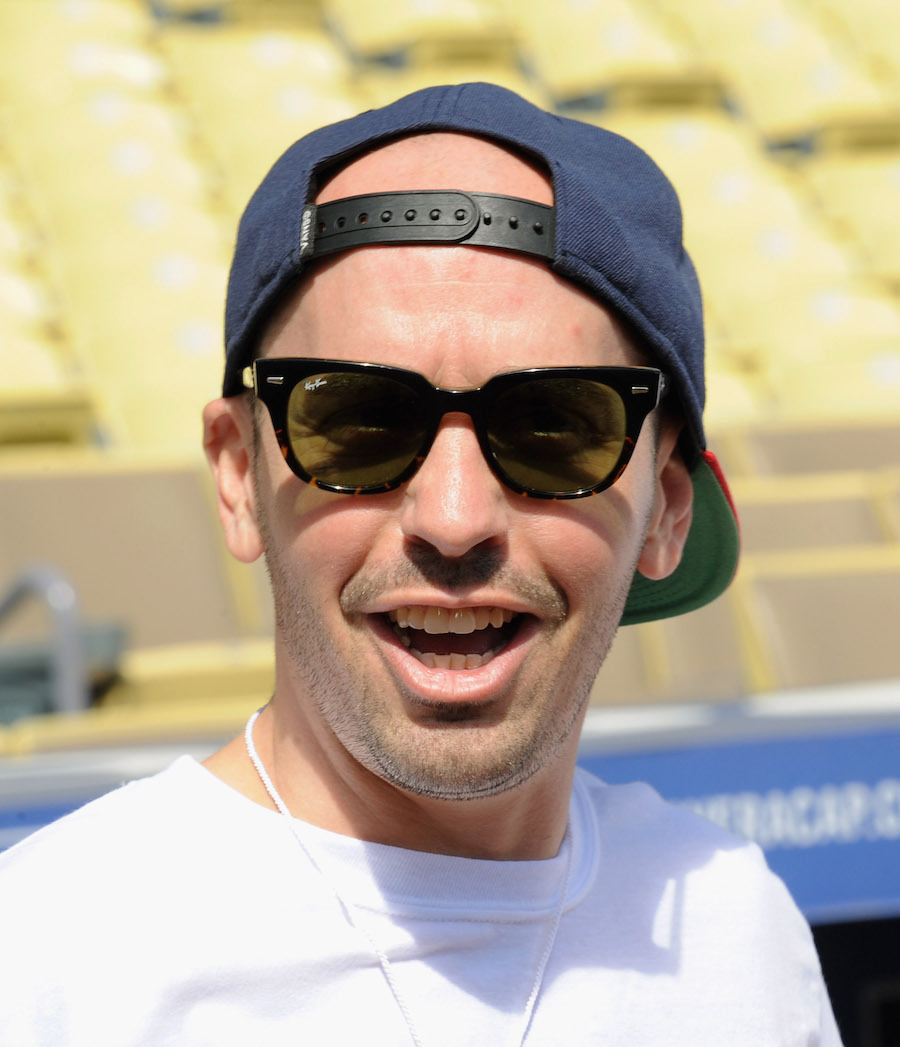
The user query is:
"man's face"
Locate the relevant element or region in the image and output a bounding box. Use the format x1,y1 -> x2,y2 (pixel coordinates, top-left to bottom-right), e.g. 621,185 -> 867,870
214,135 -> 690,803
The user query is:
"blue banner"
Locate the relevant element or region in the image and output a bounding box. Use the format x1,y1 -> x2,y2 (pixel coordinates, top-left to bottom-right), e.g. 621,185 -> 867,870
578,723 -> 900,923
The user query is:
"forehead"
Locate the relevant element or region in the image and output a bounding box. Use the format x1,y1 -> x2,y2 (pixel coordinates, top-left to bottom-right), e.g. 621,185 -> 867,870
262,252 -> 641,380
316,132 -> 554,206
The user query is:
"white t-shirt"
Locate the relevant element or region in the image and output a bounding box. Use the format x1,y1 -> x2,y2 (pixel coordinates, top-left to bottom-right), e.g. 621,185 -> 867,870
0,757 -> 842,1046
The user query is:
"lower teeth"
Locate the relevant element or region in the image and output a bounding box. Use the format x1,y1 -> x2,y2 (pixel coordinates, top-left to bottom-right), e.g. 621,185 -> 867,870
409,648 -> 496,670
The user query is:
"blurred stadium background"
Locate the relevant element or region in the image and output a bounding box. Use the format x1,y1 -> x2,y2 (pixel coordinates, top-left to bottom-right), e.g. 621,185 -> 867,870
0,0 -> 898,1040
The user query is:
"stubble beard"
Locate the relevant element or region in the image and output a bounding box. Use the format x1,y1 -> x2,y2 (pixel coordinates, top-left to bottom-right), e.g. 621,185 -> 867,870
260,531 -> 635,802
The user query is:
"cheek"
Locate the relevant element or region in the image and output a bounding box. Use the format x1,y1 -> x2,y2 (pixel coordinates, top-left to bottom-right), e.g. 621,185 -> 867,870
273,487 -> 396,592
527,488 -> 654,609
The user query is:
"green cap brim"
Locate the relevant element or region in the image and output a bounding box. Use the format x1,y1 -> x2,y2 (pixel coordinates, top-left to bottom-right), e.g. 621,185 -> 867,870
621,450 -> 740,625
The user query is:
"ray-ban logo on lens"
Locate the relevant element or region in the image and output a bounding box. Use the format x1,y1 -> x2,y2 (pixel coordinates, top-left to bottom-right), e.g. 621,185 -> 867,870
305,378 -> 327,391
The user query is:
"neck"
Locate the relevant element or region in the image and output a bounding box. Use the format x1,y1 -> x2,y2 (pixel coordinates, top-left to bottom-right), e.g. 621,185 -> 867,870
209,699 -> 577,861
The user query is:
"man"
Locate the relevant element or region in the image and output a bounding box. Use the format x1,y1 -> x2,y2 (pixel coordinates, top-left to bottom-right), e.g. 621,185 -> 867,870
0,83 -> 840,1045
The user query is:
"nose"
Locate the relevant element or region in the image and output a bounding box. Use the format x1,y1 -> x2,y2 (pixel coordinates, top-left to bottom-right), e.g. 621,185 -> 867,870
398,415 -> 510,560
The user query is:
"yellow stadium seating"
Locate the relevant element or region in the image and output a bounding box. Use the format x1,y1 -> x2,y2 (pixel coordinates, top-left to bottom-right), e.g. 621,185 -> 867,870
0,0 -> 151,44
644,0 -> 894,142
0,266 -> 55,337
0,449 -> 271,650
56,256 -> 228,451
0,682 -> 264,758
509,0 -> 716,106
763,352 -> 900,424
798,143 -> 900,287
0,326 -> 96,447
222,0 -> 329,30
712,419 -> 900,477
0,0 -> 164,112
734,545 -> 900,691
595,592 -> 747,706
797,0 -> 900,101
730,471 -> 900,551
103,638 -> 274,709
158,22 -> 362,223
0,177 -> 36,269
6,95 -> 211,224
323,0 -> 510,63
1,65 -> 229,451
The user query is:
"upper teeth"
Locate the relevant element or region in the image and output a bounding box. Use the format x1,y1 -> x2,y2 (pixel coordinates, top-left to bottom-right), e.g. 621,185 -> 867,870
388,605 -> 514,634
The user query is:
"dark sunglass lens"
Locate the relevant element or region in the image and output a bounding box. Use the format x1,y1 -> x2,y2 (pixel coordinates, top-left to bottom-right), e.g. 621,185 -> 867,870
287,371 -> 425,488
489,378 -> 627,494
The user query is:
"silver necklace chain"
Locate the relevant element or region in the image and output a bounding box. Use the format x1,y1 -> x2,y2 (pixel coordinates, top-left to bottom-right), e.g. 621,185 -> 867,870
244,708 -> 572,1047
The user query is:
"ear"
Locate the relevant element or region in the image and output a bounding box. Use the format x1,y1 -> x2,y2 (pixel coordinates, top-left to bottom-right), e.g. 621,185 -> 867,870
202,396 -> 264,564
636,422 -> 694,581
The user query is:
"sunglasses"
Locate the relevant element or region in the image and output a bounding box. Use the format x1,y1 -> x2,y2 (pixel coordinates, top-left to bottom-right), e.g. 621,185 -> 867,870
244,359 -> 668,500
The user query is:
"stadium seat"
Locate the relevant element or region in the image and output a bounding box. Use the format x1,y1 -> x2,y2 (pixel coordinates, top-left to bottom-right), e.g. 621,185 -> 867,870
702,364 -> 770,431
0,0 -> 165,112
223,0 -> 327,29
0,266 -> 56,338
736,546 -> 900,690
743,278 -> 900,351
0,636 -> 273,756
645,0 -> 894,143
0,450 -> 272,650
0,687 -> 262,758
158,23 -> 362,223
322,0 -> 510,63
509,0 -> 715,107
6,92 -> 212,229
103,638 -> 274,709
0,326 -> 96,446
798,0 -> 900,100
49,238 -> 227,450
593,593 -> 747,706
0,167 -> 37,270
730,471 -> 898,552
764,350 -> 900,423
713,419 -> 900,478
0,0 -> 152,47
741,283 -> 900,421
798,143 -> 900,287
0,79 -> 229,452
0,151 -> 96,446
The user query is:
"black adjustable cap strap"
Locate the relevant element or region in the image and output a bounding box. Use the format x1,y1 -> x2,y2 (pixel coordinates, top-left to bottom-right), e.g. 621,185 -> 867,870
301,190 -> 555,262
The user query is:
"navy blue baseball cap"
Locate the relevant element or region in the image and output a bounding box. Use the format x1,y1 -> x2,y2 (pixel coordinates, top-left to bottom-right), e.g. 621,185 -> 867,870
222,82 -> 739,624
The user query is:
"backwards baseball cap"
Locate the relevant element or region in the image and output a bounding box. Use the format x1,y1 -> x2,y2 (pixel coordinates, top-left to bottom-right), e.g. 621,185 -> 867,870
223,82 -> 739,625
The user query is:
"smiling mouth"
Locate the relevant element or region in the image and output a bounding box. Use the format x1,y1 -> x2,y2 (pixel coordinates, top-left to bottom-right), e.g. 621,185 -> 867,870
386,605 -> 520,669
